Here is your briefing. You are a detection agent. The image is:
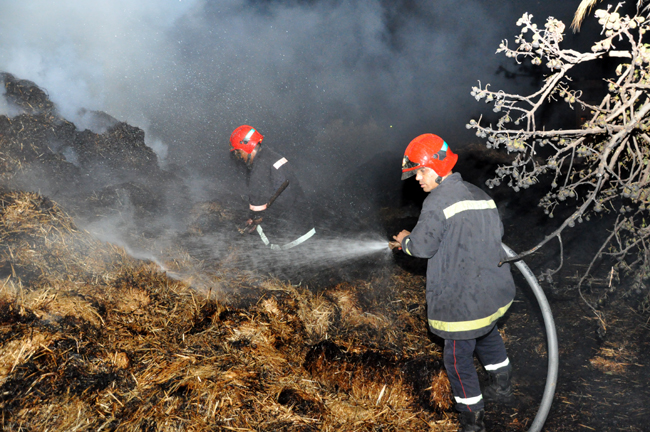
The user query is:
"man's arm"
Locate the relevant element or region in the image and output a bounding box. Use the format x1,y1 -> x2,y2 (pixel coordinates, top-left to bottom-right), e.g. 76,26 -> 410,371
266,179 -> 290,208
398,209 -> 444,258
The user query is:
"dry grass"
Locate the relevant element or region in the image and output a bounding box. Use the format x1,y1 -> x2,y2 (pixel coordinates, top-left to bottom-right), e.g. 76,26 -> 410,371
0,331 -> 54,382
589,341 -> 636,373
428,370 -> 454,412
0,189 -> 457,431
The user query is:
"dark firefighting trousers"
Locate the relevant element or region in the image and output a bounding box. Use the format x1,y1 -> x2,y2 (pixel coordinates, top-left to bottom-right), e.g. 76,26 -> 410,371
443,324 -> 510,412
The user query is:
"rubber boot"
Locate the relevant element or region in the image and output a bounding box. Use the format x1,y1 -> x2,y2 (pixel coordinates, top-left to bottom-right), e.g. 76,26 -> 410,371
458,410 -> 486,432
483,366 -> 514,406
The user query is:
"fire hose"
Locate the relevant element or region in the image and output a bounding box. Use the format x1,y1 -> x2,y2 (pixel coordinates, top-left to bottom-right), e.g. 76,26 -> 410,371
501,243 -> 558,432
389,240 -> 558,429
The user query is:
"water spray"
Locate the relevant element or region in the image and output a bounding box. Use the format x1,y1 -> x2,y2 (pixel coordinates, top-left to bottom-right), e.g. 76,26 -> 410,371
222,235 -> 392,273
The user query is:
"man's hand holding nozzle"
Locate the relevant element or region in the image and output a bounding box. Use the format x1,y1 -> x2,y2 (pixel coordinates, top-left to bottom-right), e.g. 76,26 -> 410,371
238,217 -> 263,234
390,230 -> 411,251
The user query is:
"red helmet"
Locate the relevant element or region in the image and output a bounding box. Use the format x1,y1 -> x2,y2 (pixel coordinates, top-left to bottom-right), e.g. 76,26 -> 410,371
401,134 -> 458,180
230,125 -> 263,154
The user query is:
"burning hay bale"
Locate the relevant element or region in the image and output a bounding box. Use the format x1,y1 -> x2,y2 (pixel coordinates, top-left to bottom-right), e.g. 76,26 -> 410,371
0,190 -> 135,286
0,72 -> 156,183
1,72 -> 190,231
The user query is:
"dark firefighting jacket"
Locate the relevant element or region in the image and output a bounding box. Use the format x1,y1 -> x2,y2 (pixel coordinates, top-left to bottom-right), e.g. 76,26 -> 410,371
248,145 -> 315,249
401,173 -> 515,340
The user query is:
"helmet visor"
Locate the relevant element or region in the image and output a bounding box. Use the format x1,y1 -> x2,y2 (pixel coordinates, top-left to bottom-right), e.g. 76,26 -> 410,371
401,155 -> 420,180
401,170 -> 417,180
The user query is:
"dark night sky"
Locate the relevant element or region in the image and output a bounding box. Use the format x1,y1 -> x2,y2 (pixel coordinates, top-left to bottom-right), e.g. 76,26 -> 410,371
0,0 -> 635,198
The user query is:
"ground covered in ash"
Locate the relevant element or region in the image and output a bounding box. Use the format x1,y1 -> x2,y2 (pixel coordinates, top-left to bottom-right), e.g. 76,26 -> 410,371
0,72 -> 649,431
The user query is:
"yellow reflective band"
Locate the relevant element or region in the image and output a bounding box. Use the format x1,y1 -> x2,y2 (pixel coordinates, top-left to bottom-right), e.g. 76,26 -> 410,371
443,199 -> 496,219
257,226 -> 316,250
244,128 -> 256,143
428,300 -> 513,334
404,238 -> 412,256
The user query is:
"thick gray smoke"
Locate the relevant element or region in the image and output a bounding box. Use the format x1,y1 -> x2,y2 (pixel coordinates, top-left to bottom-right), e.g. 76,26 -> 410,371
0,0 -> 582,194
0,0 -> 588,277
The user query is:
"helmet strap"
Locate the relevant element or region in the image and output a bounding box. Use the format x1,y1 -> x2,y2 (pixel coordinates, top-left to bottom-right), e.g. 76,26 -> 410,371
435,175 -> 443,184
244,153 -> 253,168
246,145 -> 260,168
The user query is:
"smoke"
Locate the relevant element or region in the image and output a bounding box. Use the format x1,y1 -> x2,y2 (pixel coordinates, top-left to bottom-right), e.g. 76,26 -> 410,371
0,0 -> 585,278
0,1 -> 198,119
138,0 -> 522,186
0,1 -> 582,191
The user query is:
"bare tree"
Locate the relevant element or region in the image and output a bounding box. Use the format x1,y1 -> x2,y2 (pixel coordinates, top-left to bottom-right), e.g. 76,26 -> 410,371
468,5 -> 650,328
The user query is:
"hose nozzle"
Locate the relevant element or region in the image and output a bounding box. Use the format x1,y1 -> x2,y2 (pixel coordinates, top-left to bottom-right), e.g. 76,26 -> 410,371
388,240 -> 402,251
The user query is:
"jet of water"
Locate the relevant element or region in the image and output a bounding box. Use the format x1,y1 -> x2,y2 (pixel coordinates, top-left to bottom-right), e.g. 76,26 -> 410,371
220,235 -> 392,272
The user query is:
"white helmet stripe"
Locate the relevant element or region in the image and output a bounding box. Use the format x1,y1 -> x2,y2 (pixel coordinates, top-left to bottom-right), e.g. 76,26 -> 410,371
243,128 -> 256,143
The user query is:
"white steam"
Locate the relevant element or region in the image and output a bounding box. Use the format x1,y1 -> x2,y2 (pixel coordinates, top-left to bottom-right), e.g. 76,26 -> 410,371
0,0 -> 201,136
0,0 -> 559,184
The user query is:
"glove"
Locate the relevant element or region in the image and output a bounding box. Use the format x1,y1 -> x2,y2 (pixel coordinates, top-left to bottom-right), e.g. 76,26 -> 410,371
238,217 -> 263,234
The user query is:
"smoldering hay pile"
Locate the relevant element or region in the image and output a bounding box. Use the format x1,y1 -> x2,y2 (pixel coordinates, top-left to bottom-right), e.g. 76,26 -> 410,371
0,72 -> 470,431
0,72 -> 192,238
0,189 -> 458,431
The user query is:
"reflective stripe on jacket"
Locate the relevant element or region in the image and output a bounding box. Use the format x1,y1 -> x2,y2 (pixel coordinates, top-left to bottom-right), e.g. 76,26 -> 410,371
248,146 -> 314,245
402,173 -> 516,340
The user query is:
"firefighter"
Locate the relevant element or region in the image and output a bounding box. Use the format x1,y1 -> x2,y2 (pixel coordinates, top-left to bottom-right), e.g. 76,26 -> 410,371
229,125 -> 316,251
393,134 -> 516,432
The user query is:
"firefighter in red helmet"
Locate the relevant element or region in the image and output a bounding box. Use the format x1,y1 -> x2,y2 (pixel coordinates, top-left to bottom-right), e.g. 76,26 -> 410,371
229,125 -> 315,251
394,134 -> 516,432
